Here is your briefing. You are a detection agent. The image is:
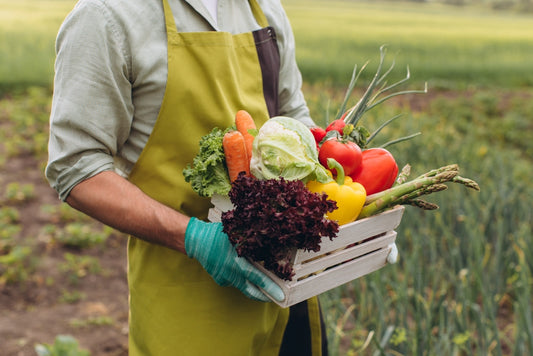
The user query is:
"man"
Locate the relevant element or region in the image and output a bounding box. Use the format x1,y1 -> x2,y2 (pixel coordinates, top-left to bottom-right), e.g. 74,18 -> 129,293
46,0 -> 328,355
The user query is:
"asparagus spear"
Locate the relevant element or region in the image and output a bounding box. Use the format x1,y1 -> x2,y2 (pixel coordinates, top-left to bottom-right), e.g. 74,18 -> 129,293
395,164 -> 411,185
359,165 -> 479,219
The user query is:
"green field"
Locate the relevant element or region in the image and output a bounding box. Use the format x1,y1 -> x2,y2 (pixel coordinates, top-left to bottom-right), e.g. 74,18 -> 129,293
1,1 -> 532,355
0,0 -> 76,92
1,0 -> 533,90
285,0 -> 533,89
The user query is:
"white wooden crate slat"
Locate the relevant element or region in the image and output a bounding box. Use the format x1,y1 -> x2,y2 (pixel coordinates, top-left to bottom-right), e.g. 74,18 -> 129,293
291,230 -> 397,280
256,246 -> 394,307
293,206 -> 404,264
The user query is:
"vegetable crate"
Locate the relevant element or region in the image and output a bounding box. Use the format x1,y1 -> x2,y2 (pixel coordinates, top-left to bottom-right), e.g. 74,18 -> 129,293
208,194 -> 405,308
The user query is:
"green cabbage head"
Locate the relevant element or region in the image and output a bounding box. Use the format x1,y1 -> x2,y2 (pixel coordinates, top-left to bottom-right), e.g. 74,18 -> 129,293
250,116 -> 331,183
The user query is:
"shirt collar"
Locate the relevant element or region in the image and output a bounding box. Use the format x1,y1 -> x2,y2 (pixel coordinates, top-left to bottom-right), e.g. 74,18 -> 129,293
181,0 -> 218,30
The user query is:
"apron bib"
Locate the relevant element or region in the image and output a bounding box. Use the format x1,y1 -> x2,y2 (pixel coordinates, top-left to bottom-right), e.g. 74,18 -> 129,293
127,1 -> 323,354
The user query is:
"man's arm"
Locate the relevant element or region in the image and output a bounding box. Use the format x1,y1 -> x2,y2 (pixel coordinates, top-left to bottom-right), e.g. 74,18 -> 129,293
66,170 -> 189,254
66,170 -> 285,302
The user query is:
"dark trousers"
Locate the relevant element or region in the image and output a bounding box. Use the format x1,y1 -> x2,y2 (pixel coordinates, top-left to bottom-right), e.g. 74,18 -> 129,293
279,300 -> 329,356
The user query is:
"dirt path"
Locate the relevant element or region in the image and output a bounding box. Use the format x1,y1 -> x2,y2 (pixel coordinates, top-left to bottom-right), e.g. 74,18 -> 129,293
0,149 -> 129,355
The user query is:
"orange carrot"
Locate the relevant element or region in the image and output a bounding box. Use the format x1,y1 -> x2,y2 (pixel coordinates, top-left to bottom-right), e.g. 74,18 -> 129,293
223,130 -> 250,182
235,110 -> 256,163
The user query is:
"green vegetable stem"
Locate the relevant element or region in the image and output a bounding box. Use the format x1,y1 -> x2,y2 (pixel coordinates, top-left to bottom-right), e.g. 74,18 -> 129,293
358,164 -> 480,219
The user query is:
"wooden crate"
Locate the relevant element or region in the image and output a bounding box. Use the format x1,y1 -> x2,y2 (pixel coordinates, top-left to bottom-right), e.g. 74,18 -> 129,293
208,194 -> 405,308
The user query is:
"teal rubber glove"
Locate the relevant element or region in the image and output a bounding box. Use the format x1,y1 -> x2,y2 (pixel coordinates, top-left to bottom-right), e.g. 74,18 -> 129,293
185,217 -> 285,303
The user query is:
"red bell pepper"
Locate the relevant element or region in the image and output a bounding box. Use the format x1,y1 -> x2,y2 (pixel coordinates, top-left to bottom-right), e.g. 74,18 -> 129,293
350,148 -> 398,195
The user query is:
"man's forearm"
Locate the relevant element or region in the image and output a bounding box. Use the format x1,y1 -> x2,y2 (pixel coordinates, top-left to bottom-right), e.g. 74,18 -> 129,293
66,170 -> 189,254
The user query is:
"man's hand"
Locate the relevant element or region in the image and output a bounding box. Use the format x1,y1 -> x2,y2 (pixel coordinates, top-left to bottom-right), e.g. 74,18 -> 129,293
185,217 -> 285,302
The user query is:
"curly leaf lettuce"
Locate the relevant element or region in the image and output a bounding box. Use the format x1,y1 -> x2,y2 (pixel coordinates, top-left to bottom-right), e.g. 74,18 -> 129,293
183,127 -> 232,197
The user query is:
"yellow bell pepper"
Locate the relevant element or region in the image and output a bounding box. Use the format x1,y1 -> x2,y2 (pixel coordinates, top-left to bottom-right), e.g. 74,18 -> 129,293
306,158 -> 367,225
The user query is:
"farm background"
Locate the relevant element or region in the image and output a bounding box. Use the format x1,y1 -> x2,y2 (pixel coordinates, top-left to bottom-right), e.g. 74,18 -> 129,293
1,0 -> 532,355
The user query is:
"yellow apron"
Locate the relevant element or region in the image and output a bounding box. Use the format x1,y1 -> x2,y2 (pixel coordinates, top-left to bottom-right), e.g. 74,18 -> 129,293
127,0 -> 323,354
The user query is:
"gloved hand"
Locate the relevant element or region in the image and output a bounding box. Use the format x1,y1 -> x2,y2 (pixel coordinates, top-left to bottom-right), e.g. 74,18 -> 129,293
387,243 -> 399,264
185,217 -> 285,303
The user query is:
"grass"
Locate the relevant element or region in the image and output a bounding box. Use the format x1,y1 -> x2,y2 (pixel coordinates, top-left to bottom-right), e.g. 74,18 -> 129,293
0,1 -> 532,355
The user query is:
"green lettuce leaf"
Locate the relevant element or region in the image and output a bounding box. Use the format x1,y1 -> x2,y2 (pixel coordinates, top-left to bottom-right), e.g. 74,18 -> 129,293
183,127 -> 232,197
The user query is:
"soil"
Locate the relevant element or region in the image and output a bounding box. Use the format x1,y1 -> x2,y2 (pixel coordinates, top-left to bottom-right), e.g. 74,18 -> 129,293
0,150 -> 129,355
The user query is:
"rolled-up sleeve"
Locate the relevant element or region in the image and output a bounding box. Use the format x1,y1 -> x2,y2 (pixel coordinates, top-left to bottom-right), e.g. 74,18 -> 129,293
46,0 -> 134,201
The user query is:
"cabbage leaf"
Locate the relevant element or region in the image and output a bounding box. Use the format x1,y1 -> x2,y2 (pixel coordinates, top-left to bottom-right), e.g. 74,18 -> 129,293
250,116 -> 331,183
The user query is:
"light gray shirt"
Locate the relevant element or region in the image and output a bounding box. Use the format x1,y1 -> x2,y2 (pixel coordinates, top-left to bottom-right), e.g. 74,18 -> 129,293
46,0 -> 313,201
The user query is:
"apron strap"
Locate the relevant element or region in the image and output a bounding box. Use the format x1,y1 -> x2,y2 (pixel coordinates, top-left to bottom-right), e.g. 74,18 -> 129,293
162,0 -> 179,38
249,0 -> 269,28
252,27 -> 280,117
